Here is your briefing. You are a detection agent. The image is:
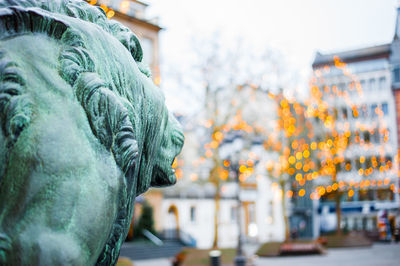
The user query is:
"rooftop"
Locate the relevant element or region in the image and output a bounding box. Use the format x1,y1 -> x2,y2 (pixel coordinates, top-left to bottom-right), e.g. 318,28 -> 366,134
312,43 -> 391,68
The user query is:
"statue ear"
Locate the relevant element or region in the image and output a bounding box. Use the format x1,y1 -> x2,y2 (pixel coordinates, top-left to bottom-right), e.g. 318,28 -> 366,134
108,20 -> 143,63
107,20 -> 152,77
0,6 -> 68,40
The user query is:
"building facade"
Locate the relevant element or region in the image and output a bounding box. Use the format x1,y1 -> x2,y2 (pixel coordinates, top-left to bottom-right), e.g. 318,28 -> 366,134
160,176 -> 286,248
311,42 -> 399,236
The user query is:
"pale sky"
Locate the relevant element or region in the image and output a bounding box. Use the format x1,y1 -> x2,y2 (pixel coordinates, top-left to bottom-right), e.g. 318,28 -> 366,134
145,0 -> 398,113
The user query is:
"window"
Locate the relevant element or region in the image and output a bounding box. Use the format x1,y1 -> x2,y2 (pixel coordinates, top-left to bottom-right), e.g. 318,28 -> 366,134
360,80 -> 366,91
190,206 -> 196,222
230,206 -> 237,222
331,84 -> 336,93
363,132 -> 370,143
386,156 -> 393,169
371,104 -> 378,118
384,129 -> 390,142
393,67 -> 400,83
333,108 -> 338,119
373,130 -> 380,143
345,159 -> 352,171
352,106 -> 359,118
355,131 -> 360,143
342,107 -> 348,119
379,77 -> 386,90
335,162 -> 342,173
365,157 -> 371,169
338,83 -> 345,93
381,102 -> 388,116
356,159 -> 361,170
361,104 -> 368,118
369,78 -> 376,90
141,37 -> 154,66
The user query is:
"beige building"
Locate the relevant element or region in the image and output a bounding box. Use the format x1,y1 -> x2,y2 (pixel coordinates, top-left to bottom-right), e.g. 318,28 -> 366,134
96,0 -> 162,85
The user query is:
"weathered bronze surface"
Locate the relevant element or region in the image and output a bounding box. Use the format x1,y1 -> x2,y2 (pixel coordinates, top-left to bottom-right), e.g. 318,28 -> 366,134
0,1 -> 184,265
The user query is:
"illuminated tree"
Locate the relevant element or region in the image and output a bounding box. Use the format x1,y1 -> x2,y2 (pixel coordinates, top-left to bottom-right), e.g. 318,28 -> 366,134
173,33 -> 291,248
262,91 -> 313,241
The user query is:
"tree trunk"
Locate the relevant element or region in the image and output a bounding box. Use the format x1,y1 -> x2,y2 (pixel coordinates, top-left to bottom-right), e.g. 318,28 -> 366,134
212,183 -> 220,249
335,190 -> 342,235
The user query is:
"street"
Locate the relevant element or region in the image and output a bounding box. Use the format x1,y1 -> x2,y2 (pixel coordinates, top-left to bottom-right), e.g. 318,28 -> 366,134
132,243 -> 400,266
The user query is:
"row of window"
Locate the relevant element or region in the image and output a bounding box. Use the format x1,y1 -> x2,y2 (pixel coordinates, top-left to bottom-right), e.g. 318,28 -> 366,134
339,102 -> 389,120
314,129 -> 390,146
348,129 -> 390,145
324,76 -> 387,94
189,205 -> 238,223
336,155 -> 392,173
321,188 -> 393,203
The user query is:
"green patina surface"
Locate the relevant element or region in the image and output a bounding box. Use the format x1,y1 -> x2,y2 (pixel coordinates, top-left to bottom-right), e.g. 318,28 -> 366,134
0,1 -> 184,265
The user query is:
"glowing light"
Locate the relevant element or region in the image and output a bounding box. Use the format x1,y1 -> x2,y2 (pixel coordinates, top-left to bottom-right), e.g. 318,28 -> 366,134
175,168 -> 183,179
311,142 -> 317,150
205,149 -> 213,158
100,4 -> 109,12
239,165 -> 247,173
348,189 -> 354,197
120,0 -> 130,14
288,168 -> 296,175
246,159 -> 254,167
107,10 -> 115,18
172,158 -> 178,169
295,173 -> 302,181
213,131 -> 224,142
220,170 -> 229,180
190,173 -> 198,181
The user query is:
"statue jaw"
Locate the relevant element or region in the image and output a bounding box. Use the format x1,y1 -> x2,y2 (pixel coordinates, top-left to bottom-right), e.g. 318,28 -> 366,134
151,115 -> 184,187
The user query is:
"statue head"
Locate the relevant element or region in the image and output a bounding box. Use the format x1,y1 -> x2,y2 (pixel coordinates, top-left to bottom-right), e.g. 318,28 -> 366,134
0,0 -> 183,265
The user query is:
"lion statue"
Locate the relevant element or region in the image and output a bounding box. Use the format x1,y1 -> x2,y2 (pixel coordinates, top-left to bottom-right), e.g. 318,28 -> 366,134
0,0 -> 184,265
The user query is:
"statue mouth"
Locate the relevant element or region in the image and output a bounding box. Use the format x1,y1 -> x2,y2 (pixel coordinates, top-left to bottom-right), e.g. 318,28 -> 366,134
151,163 -> 176,187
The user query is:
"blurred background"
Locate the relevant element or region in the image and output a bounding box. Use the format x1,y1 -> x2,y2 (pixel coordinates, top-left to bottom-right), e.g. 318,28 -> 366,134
87,1 -> 400,265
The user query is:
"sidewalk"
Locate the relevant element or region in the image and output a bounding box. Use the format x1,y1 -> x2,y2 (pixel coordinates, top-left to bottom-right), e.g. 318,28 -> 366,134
130,243 -> 399,266
133,258 -> 171,266
256,243 -> 399,266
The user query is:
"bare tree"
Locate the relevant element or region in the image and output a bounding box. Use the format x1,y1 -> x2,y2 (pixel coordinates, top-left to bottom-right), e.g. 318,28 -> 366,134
171,32 -> 291,248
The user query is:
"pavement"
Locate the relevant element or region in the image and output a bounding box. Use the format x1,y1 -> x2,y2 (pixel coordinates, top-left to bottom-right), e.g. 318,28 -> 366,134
256,243 -> 400,266
131,242 -> 400,266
